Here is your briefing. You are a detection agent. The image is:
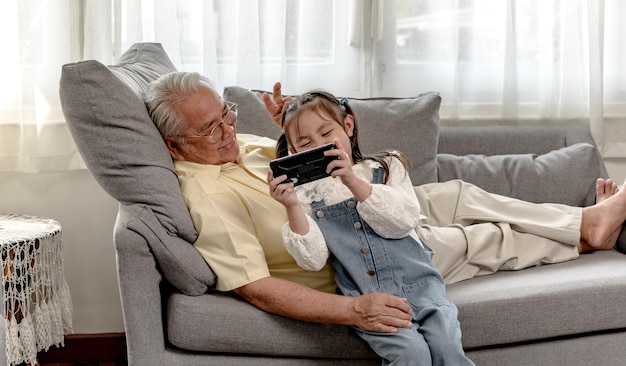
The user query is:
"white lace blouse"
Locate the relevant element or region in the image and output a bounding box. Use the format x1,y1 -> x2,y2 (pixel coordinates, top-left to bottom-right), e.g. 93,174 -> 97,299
282,157 -> 423,271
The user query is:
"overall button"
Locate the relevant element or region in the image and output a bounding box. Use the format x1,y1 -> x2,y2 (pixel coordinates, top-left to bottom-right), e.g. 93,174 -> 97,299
353,222 -> 362,230
367,269 -> 376,276
316,211 -> 325,218
361,247 -> 370,254
347,200 -> 356,209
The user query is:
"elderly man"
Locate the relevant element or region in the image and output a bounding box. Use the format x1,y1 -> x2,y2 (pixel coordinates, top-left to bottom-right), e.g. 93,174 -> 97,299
144,71 -> 625,333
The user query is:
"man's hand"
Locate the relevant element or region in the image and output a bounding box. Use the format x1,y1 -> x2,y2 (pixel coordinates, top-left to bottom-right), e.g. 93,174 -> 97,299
234,277 -> 412,334
262,82 -> 293,127
349,292 -> 413,333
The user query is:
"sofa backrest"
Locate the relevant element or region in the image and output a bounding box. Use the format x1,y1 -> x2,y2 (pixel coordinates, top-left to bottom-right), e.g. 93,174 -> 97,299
437,126 -> 608,207
224,86 -> 443,186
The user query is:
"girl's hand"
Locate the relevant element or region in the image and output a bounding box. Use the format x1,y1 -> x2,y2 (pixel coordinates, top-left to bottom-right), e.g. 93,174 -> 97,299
267,169 -> 300,208
326,139 -> 372,202
326,139 -> 360,188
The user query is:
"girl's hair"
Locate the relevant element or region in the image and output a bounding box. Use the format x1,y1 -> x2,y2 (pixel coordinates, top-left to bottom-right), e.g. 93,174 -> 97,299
144,71 -> 218,144
277,90 -> 410,183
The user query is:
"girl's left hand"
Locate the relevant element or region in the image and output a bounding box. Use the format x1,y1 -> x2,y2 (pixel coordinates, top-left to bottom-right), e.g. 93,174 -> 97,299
325,139 -> 360,188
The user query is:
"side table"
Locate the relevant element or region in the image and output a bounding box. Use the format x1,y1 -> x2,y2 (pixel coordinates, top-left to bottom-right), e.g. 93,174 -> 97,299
0,214 -> 73,366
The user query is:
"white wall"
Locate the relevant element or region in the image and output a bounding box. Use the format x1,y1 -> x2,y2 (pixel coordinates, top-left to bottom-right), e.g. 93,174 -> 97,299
1,158 -> 625,335
0,170 -> 122,333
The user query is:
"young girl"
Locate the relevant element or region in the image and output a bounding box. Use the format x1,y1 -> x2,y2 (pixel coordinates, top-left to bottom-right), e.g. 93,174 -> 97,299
267,91 -> 475,365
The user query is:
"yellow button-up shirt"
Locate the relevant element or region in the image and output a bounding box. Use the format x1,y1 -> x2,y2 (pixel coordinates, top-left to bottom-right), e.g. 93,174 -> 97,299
175,134 -> 336,293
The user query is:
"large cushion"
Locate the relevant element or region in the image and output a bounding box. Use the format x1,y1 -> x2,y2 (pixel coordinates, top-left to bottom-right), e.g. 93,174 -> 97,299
224,87 -> 442,186
437,143 -> 601,207
59,43 -> 214,294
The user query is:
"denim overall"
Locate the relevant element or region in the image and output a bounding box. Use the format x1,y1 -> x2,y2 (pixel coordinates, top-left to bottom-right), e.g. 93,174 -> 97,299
311,168 -> 474,366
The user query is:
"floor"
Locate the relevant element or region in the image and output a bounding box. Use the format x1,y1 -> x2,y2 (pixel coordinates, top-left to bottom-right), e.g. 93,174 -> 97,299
27,363 -> 125,366
20,333 -> 128,366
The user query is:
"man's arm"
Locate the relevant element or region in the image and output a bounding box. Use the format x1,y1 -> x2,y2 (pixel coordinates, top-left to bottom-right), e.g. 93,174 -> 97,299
233,276 -> 413,333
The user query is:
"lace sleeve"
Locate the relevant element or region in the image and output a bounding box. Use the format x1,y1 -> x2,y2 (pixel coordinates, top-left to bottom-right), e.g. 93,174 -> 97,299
357,157 -> 421,238
281,215 -> 329,271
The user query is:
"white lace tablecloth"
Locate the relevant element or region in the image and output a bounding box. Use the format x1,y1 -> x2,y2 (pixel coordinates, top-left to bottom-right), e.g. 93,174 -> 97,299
0,214 -> 73,365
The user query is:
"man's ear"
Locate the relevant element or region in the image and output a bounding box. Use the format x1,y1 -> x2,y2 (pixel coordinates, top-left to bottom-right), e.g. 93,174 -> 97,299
165,138 -> 184,160
344,115 -> 355,137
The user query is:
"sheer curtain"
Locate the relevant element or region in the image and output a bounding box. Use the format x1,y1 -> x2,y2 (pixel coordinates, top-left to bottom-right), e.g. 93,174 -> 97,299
1,0 -> 625,173
0,1 -> 84,172
377,0 -> 626,157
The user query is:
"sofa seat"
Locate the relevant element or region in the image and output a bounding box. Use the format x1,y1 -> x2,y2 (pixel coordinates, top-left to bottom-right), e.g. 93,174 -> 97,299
448,250 -> 626,349
166,250 -> 626,359
167,291 -> 377,359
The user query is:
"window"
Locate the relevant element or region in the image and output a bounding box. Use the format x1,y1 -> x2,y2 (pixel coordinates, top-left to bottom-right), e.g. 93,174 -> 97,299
2,0 -> 626,173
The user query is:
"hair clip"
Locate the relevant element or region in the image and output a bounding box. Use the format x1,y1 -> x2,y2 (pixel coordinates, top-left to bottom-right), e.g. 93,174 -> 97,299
338,97 -> 349,112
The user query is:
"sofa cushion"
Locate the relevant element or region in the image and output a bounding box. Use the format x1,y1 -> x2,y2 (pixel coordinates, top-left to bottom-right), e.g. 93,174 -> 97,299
437,143 -> 600,207
167,291 -> 377,359
60,43 -> 215,294
224,87 -> 442,186
447,250 -> 626,349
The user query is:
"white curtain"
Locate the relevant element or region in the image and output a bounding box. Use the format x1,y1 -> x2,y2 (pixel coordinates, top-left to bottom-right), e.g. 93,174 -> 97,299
376,0 -> 626,157
1,0 -> 625,173
0,1 -> 84,172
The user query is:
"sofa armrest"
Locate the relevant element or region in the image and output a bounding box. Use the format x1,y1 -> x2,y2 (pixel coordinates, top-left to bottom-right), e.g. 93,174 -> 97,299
114,209 -> 169,366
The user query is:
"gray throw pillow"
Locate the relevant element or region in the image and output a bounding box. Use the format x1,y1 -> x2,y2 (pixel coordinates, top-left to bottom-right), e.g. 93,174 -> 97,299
224,86 -> 441,186
437,143 -> 600,207
60,43 -> 215,295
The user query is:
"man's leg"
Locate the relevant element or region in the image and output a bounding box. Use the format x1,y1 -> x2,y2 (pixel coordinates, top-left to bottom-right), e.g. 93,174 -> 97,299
415,178 -> 626,284
417,223 -> 579,284
414,180 -> 581,284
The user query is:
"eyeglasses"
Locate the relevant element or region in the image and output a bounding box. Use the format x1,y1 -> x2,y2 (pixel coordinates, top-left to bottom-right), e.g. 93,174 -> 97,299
174,101 -> 238,144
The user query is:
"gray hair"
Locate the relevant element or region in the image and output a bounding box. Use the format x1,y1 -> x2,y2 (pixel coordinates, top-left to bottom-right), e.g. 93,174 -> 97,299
144,71 -> 218,143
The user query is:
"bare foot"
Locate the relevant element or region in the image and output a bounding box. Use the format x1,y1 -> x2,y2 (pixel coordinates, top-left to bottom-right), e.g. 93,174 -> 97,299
579,179 -> 626,252
596,178 -> 619,203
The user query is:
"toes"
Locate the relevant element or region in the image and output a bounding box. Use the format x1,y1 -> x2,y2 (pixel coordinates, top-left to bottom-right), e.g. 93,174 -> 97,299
596,178 -> 621,203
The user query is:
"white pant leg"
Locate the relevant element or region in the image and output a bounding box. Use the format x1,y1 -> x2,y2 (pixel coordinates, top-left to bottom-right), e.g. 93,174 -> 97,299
414,180 -> 581,284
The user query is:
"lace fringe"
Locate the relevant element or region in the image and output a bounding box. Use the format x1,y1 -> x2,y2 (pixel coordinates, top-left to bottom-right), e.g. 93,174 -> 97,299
2,223 -> 73,366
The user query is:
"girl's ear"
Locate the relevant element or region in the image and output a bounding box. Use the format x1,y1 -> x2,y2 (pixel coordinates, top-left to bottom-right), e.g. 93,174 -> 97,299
289,145 -> 297,154
344,114 -> 355,137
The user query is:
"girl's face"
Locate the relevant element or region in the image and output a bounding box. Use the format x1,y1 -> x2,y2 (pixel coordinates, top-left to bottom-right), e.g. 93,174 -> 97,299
287,108 -> 354,159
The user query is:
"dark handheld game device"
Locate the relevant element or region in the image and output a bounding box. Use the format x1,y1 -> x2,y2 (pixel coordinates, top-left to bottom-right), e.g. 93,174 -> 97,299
270,143 -> 338,186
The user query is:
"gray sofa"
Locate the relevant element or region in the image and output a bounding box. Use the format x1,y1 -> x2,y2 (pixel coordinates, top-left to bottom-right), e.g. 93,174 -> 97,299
60,43 -> 626,365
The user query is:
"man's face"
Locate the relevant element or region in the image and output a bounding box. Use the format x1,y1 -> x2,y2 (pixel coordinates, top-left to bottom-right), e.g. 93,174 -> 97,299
165,83 -> 240,165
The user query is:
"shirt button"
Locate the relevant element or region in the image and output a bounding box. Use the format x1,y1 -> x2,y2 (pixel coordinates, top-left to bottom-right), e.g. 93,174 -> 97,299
347,201 -> 356,209
367,269 -> 376,276
316,211 -> 325,218
361,247 -> 370,254
353,222 -> 362,230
